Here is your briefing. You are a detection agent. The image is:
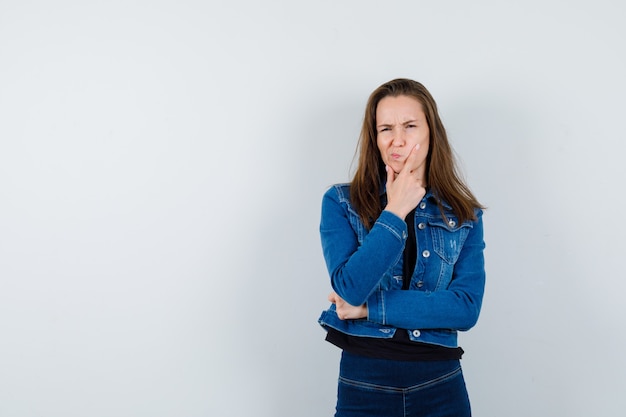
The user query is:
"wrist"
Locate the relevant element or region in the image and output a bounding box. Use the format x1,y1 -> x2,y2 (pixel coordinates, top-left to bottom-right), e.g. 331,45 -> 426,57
384,206 -> 408,220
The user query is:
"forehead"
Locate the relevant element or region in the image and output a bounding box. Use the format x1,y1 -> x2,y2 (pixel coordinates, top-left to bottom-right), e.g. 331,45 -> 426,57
376,95 -> 425,120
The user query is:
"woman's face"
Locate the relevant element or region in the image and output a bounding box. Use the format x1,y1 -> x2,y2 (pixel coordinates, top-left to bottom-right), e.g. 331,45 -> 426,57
376,95 -> 430,175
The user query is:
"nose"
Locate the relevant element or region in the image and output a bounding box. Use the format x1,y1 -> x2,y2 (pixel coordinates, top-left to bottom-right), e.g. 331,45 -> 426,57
391,129 -> 405,146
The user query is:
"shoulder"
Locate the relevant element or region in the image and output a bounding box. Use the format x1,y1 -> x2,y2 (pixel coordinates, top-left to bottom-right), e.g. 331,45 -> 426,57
323,183 -> 352,203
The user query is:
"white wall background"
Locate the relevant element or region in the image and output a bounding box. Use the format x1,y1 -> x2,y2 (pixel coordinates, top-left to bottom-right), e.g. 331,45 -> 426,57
1,1 -> 625,416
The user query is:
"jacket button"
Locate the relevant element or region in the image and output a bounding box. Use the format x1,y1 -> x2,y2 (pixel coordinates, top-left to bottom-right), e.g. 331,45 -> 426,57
422,250 -> 430,258
412,330 -> 421,337
448,219 -> 456,228
419,202 -> 427,209
418,222 -> 426,230
416,280 -> 423,288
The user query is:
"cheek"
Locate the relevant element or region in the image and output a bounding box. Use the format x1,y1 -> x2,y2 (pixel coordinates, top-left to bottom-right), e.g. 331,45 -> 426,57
376,141 -> 386,158
419,131 -> 429,145
421,143 -> 430,161
419,134 -> 430,153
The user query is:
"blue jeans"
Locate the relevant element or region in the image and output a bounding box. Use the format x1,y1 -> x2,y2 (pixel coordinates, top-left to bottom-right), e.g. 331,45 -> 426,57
335,351 -> 471,417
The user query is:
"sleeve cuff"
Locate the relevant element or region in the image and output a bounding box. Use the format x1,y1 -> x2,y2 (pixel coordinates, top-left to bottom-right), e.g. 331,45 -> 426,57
367,290 -> 386,325
375,210 -> 408,242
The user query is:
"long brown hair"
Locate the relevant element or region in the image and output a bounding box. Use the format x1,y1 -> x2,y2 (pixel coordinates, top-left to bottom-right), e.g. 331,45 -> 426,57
351,78 -> 484,229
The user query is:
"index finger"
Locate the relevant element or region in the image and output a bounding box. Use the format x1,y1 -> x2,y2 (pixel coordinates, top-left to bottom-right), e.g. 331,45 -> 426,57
400,143 -> 421,174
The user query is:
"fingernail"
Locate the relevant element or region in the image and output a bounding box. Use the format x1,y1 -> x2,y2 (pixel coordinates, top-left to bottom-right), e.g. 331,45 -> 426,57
415,144 -> 420,150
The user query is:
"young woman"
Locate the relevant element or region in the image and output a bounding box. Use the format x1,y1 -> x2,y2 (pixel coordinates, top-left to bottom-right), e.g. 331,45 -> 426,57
318,78 -> 486,416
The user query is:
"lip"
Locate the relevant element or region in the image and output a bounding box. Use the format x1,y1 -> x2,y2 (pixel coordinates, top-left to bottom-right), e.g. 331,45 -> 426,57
391,153 -> 402,160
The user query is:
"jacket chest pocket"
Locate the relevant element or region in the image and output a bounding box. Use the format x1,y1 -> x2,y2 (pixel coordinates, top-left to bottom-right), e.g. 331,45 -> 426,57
428,217 -> 472,264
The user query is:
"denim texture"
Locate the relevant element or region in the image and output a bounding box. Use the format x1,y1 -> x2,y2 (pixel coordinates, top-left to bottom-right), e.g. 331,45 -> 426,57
335,351 -> 471,417
318,184 -> 486,348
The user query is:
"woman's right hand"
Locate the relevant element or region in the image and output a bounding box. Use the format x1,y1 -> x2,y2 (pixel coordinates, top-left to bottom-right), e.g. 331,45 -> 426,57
384,144 -> 427,219
328,291 -> 367,320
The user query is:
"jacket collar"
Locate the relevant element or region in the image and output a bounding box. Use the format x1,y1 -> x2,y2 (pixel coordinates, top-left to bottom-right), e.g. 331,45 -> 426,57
380,185 -> 452,210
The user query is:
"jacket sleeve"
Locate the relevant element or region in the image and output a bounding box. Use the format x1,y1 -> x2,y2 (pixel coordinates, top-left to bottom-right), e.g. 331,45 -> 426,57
320,186 -> 407,307
367,211 -> 486,331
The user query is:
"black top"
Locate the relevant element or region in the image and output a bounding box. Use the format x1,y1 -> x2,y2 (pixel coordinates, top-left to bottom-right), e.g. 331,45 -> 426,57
403,208 -> 417,289
325,327 -> 463,361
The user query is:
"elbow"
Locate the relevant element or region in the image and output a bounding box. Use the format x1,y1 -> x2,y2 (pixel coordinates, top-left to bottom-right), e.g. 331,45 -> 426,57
450,291 -> 482,331
458,315 -> 479,331
456,304 -> 481,331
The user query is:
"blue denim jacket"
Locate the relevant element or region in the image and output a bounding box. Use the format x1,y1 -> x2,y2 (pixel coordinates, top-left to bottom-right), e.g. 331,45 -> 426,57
317,184 -> 486,348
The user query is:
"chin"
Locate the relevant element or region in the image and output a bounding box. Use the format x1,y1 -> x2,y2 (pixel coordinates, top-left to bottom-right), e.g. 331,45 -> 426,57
389,163 -> 404,174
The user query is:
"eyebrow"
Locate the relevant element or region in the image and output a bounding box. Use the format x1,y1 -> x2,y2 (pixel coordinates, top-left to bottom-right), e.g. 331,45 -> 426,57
376,119 -> 418,128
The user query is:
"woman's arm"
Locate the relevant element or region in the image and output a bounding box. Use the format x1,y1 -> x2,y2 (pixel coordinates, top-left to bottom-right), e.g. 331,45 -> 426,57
320,186 -> 407,307
367,212 -> 486,331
